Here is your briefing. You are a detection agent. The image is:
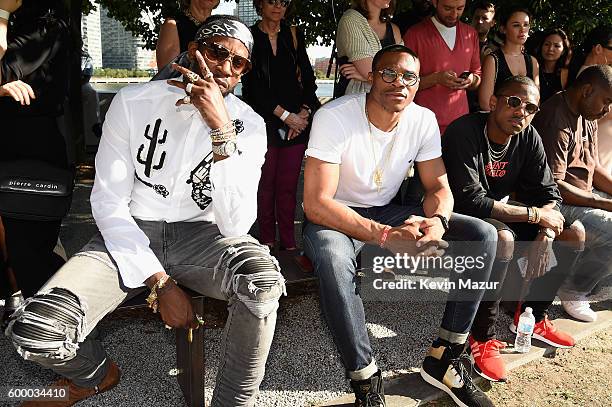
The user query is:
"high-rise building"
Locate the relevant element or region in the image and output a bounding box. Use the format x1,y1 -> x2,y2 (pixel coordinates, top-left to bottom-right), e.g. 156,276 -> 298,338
99,7 -> 156,70
81,7 -> 103,68
314,57 -> 335,75
237,0 -> 259,27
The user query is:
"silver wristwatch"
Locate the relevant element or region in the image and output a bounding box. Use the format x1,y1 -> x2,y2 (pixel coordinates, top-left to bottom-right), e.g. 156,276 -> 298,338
211,140 -> 237,157
539,227 -> 556,239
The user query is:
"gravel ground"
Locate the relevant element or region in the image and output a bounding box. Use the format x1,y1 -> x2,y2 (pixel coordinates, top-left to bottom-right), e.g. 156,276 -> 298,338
1,181 -> 610,406
0,293 -> 444,407
426,325 -> 612,407
3,289 -> 608,406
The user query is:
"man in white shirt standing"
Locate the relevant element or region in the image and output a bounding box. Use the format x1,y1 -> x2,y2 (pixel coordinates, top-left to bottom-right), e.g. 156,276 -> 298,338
6,16 -> 285,407
303,45 -> 497,407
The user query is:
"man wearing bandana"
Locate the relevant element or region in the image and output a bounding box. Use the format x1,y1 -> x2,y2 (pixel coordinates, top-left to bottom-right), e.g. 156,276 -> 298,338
5,15 -> 285,407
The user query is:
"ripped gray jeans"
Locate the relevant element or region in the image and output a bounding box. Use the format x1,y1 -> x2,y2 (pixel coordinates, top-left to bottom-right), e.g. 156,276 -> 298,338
5,220 -> 286,407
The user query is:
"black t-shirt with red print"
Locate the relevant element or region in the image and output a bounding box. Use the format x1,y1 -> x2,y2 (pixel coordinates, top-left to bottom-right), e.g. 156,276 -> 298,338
442,112 -> 561,219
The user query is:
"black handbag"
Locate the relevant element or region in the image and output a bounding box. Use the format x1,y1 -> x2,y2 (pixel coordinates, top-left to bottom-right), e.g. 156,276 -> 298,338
0,159 -> 74,221
333,55 -> 350,99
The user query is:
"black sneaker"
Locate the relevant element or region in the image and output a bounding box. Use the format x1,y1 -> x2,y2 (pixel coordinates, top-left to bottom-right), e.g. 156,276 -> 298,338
420,341 -> 494,407
350,369 -> 386,407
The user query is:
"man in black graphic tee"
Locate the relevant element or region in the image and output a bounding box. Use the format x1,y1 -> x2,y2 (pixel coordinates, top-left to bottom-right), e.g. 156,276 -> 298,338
442,75 -> 584,383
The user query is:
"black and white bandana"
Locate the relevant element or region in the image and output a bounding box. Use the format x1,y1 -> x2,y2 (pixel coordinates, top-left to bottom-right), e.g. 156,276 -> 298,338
195,15 -> 254,57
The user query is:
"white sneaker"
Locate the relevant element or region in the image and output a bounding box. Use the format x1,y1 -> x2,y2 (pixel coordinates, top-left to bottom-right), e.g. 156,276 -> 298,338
561,299 -> 597,322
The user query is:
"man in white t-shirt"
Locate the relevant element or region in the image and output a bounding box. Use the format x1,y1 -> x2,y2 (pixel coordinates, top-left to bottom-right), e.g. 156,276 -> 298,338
303,45 -> 497,407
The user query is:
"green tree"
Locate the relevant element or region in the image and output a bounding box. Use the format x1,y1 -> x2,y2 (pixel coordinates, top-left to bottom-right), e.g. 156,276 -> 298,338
85,0 -> 610,50
465,0 -> 611,47
526,0 -> 611,47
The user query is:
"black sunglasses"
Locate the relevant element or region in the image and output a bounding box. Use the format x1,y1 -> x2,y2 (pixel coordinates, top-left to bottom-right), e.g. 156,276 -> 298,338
202,42 -> 252,75
377,68 -> 420,87
266,0 -> 290,7
498,95 -> 539,115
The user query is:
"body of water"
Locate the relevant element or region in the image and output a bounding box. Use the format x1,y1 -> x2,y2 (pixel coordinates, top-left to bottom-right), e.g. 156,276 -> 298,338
93,80 -> 335,98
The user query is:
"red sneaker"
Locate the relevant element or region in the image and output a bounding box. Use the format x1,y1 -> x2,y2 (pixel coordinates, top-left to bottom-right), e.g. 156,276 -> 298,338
468,336 -> 508,382
510,316 -> 575,348
532,316 -> 576,348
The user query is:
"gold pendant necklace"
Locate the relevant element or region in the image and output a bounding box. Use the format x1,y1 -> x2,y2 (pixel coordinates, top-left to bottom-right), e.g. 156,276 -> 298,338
365,102 -> 398,193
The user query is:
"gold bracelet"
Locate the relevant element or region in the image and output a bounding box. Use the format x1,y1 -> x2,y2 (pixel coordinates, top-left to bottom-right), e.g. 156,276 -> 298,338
145,275 -> 176,313
535,207 -> 541,224
527,206 -> 538,224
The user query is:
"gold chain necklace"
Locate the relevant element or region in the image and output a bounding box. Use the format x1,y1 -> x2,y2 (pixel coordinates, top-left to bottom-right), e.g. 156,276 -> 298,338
365,103 -> 398,193
184,9 -> 205,25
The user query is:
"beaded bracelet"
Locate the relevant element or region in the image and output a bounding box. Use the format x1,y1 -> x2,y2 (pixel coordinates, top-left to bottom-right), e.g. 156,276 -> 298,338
209,121 -> 235,137
210,130 -> 237,143
527,207 -> 534,223
379,225 -> 391,248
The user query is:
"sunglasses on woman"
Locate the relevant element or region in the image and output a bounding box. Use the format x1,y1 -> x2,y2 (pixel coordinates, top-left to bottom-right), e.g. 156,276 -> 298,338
202,42 -> 252,75
377,68 -> 420,87
498,95 -> 539,115
266,0 -> 290,7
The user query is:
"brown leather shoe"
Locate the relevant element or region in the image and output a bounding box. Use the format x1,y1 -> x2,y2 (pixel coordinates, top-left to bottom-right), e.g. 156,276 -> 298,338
21,360 -> 121,406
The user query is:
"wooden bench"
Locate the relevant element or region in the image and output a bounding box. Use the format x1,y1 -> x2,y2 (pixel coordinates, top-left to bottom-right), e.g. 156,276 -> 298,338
115,256 -> 315,407
118,287 -> 205,407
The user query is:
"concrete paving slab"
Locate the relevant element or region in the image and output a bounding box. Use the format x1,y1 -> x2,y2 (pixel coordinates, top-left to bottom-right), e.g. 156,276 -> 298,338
318,309 -> 612,407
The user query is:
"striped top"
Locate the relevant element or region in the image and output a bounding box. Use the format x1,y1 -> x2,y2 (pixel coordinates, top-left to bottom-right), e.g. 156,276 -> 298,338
336,9 -> 402,95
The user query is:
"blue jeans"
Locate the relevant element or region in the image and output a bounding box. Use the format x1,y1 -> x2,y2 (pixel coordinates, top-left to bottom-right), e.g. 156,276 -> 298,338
559,191 -> 612,296
303,203 -> 497,380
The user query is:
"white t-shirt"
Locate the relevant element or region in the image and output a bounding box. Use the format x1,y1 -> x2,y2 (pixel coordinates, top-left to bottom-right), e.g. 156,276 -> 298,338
306,93 -> 441,208
431,16 -> 457,50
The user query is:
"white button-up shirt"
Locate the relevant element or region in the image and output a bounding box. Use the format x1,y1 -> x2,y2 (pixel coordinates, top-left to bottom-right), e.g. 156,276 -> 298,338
91,81 -> 266,288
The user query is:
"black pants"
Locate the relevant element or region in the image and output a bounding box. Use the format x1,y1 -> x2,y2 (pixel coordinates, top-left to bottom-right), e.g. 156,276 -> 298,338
2,217 -> 65,298
471,219 -> 582,342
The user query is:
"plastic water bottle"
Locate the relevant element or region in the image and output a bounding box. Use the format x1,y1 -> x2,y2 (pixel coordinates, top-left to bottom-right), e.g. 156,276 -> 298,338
514,307 -> 535,353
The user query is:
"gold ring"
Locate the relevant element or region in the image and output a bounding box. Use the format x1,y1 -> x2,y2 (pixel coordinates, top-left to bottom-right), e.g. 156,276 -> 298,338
186,72 -> 200,83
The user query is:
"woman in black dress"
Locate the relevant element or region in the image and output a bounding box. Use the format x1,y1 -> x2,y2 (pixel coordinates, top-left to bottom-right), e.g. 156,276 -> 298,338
241,0 -> 320,252
155,0 -> 220,70
0,0 -> 72,298
478,7 -> 539,110
536,28 -> 571,103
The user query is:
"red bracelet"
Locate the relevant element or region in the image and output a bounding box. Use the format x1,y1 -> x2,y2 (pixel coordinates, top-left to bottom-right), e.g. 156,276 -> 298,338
379,225 -> 391,248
